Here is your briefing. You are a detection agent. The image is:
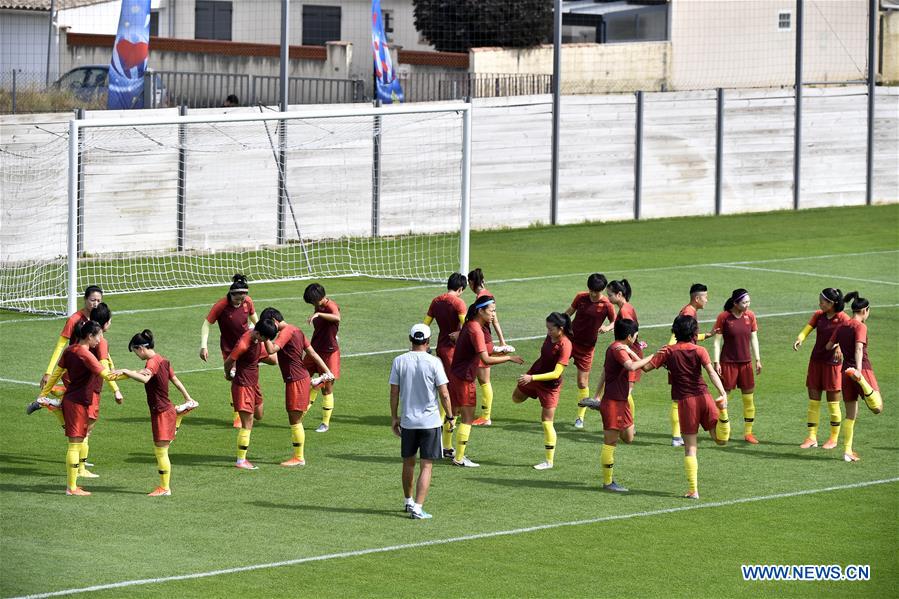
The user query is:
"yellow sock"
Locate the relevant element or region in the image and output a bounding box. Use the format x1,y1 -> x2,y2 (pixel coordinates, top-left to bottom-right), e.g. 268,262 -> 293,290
78,437 -> 90,474
671,401 -> 681,438
853,374 -> 883,413
806,399 -> 821,441
843,418 -> 856,455
600,443 -> 615,485
153,445 -> 171,490
53,409 -> 65,428
827,401 -> 842,442
309,388 -> 319,406
856,374 -> 875,395
716,408 -> 731,445
232,410 -> 239,422
175,415 -> 184,432
442,416 -> 457,450
290,423 -> 305,460
479,381 -> 494,420
627,393 -> 635,421
321,393 -> 334,426
237,428 -> 251,461
454,423 -> 471,461
66,442 -> 81,491
542,420 -> 557,464
576,387 -> 589,421
741,393 -> 755,436
684,455 -> 698,494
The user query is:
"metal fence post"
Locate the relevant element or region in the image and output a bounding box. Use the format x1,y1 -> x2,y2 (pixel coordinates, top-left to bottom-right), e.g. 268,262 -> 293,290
715,88 -> 724,215
75,107 -> 85,257
550,0 -> 562,225
866,0 -> 876,206
372,99 -> 382,237
143,69 -> 155,109
177,105 -> 187,251
11,70 -> 16,114
634,90 -> 644,221
276,0 -> 289,244
793,0 -> 803,211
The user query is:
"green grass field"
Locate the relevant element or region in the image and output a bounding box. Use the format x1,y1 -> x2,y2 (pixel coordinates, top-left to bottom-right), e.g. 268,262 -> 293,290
2,205 -> 897,598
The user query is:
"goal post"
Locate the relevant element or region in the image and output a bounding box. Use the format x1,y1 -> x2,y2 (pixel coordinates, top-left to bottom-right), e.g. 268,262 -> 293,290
1,102 -> 471,316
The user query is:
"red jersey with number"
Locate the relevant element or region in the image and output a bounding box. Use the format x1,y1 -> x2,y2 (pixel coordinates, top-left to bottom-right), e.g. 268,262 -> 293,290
602,342 -> 632,401
527,335 -> 572,389
714,310 -> 757,363
229,331 -> 267,387
807,310 -> 850,363
451,320 -> 488,382
144,354 -> 175,413
311,299 -> 340,354
61,310 -> 90,343
649,342 -> 711,400
206,296 -> 255,356
59,345 -> 105,405
570,292 -> 615,347
428,293 -> 466,350
829,319 -> 871,370
274,324 -> 311,382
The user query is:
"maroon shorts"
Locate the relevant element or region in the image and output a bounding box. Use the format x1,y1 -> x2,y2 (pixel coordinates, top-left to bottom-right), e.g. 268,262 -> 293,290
62,399 -> 90,438
720,362 -> 754,392
87,391 -> 100,421
448,372 -> 477,408
677,393 -> 719,436
806,360 -> 842,392
232,384 -> 263,413
842,368 -> 878,403
515,380 -> 560,409
285,378 -> 311,412
600,398 -> 633,431
437,345 -> 455,375
303,350 -> 340,380
151,406 -> 177,443
571,342 -> 595,373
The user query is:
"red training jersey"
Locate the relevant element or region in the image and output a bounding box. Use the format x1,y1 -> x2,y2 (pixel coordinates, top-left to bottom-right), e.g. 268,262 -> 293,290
61,310 -> 90,343
526,335 -> 572,389
570,292 -> 615,347
59,345 -> 105,405
807,310 -> 850,363
229,331 -> 267,387
602,342 -> 632,401
679,304 -> 698,319
829,319 -> 871,371
714,310 -> 757,363
310,299 -> 340,354
649,342 -> 712,400
427,293 -> 466,350
206,296 -> 255,356
144,354 -> 175,413
451,320 -> 488,382
274,324 -> 311,382
615,302 -> 638,325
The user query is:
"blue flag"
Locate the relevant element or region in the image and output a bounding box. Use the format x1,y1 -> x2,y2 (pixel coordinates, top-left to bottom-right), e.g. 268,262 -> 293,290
371,0 -> 404,103
107,0 -> 151,109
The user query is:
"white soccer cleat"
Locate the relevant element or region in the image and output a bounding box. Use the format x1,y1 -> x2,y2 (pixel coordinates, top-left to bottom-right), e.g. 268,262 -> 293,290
451,456 -> 480,468
573,418 -> 584,429
578,398 -> 601,411
176,399 -> 199,414
315,423 -> 329,433
494,345 -> 516,354
533,461 -> 553,470
229,368 -> 237,379
311,373 -> 334,387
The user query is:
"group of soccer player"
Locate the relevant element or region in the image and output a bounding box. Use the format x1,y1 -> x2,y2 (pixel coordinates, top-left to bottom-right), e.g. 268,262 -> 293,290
27,269 -> 883,501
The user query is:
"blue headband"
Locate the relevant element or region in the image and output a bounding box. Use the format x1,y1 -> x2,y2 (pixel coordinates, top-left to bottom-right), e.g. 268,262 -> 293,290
475,299 -> 495,309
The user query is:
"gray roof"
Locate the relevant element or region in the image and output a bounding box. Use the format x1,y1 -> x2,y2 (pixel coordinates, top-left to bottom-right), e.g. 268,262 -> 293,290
0,0 -> 115,11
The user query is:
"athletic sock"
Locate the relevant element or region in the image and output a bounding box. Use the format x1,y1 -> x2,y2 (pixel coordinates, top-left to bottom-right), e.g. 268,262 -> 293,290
671,401 -> 681,438
66,442 -> 81,491
78,437 -> 90,474
601,443 -> 615,485
843,417 -> 856,455
741,393 -> 755,436
684,455 -> 698,495
290,423 -> 305,460
853,374 -> 883,413
478,381 -> 494,420
454,423 -> 471,461
542,421 -> 556,464
576,386 -> 590,421
716,407 -> 731,444
627,393 -> 635,422
321,393 -> 334,426
154,445 -> 171,490
175,415 -> 184,434
442,416 -> 457,450
237,428 -> 251,461
232,410 -> 240,422
309,388 -> 319,406
806,399 -> 821,441
827,400 -> 842,443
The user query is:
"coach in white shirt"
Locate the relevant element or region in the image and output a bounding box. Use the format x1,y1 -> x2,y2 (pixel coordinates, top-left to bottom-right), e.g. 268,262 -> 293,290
390,323 -> 453,520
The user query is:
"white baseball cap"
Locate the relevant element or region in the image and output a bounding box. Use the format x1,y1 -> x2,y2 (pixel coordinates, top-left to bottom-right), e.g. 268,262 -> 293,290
409,323 -> 431,341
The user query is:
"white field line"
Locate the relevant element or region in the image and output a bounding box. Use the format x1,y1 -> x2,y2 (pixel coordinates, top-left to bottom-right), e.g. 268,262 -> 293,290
12,477 -> 899,599
3,304 -> 897,387
1,249 -> 896,326
712,264 -> 899,286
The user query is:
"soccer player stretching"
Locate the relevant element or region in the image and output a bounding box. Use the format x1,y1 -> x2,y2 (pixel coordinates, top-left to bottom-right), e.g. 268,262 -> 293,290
115,330 -> 197,496
255,308 -> 333,466
468,268 -> 513,426
303,283 -> 341,433
424,273 -> 468,457
607,279 -> 644,423
793,288 -> 849,449
200,274 -> 258,427
564,273 -> 615,430
448,296 -> 523,467
713,288 -> 762,444
825,292 -> 883,462
579,318 -> 654,492
643,315 -> 730,499
512,312 -> 573,470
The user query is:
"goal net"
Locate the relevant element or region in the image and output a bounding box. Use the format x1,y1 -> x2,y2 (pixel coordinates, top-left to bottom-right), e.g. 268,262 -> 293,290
0,103 -> 470,315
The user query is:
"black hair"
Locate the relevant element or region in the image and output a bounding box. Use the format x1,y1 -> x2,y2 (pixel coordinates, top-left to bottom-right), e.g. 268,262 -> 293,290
724,288 -> 750,311
83,285 -> 103,298
607,279 -> 632,301
820,288 -> 845,313
255,318 -> 279,340
228,273 -> 249,296
613,318 -> 638,341
843,291 -> 869,313
128,329 -> 155,351
447,272 -> 467,291
689,283 -> 708,295
259,307 -> 283,323
587,273 -> 608,292
465,294 -> 495,322
546,312 -> 573,337
672,315 -> 699,343
90,303 -> 111,327
467,268 -> 485,290
303,283 -> 326,305
226,94 -> 239,105
73,320 -> 102,341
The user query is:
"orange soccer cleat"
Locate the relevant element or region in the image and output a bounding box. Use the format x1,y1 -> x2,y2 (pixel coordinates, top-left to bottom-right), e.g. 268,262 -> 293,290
743,434 -> 759,445
821,439 -> 838,450
280,458 -> 306,467
66,487 -> 91,496
800,437 -> 818,449
471,417 -> 492,427
147,487 -> 171,497
843,452 -> 860,462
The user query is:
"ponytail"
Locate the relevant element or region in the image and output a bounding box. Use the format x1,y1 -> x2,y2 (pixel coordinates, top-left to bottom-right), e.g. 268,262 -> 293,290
128,329 -> 155,351
843,291 -> 869,313
821,288 -> 845,313
608,279 -> 631,301
724,288 -> 749,312
467,268 -> 485,291
228,273 -> 249,296
546,312 -> 573,337
73,320 -> 102,341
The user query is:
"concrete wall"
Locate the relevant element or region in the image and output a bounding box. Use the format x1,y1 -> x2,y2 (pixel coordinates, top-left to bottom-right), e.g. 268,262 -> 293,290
884,10 -> 899,84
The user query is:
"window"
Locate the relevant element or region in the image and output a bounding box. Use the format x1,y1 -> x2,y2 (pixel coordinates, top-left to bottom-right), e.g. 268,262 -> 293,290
778,10 -> 792,32
302,5 -> 341,46
149,10 -> 159,37
195,0 -> 232,41
381,9 -> 394,43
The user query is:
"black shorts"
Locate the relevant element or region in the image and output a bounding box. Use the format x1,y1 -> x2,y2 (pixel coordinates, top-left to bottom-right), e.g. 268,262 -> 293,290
401,426 -> 442,460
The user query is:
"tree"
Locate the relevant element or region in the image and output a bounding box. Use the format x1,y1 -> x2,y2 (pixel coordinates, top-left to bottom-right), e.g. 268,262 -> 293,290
413,0 -> 553,54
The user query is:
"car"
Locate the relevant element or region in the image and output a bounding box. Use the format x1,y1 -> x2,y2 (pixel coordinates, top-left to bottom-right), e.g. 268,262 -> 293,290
53,65 -> 168,107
